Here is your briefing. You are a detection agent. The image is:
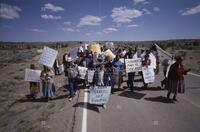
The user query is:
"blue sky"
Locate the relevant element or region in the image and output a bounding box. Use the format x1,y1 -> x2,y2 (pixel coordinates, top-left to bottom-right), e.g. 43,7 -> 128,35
0,0 -> 200,42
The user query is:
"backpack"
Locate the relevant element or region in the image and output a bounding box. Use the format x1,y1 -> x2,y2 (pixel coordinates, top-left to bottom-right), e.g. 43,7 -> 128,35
67,65 -> 78,79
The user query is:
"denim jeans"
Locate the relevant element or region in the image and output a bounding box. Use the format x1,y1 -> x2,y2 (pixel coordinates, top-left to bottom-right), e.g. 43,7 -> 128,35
68,78 -> 77,97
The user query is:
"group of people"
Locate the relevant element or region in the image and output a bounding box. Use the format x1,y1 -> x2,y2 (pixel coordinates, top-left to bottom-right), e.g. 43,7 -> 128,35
26,43 -> 191,103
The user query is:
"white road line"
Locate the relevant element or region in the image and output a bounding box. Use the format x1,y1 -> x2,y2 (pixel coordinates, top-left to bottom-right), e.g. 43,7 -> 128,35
188,72 -> 200,77
81,89 -> 88,132
182,96 -> 200,109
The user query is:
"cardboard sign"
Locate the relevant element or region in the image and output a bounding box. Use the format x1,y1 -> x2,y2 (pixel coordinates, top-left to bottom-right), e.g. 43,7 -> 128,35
25,69 -> 41,82
87,70 -> 95,83
89,86 -> 111,104
125,58 -> 142,73
104,49 -> 116,60
142,66 -> 155,83
78,66 -> 88,79
39,46 -> 58,68
90,44 -> 101,55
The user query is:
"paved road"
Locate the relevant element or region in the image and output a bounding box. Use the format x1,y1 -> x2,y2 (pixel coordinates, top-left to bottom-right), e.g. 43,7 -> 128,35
74,70 -> 200,132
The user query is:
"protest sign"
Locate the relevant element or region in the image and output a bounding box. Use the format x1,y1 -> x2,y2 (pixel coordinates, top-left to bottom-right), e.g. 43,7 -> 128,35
104,49 -> 115,60
25,69 -> 41,82
90,44 -> 101,55
39,46 -> 58,68
87,70 -> 95,83
78,66 -> 88,79
125,58 -> 142,73
149,53 -> 156,69
70,48 -> 78,60
105,42 -> 114,49
89,86 -> 111,104
142,66 -> 155,83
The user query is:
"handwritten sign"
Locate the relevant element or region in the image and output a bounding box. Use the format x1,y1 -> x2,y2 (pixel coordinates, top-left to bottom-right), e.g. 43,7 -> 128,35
39,46 -> 58,68
25,69 -> 41,82
70,48 -> 78,60
87,70 -> 95,83
78,66 -> 88,79
104,49 -> 115,60
89,86 -> 111,104
142,66 -> 155,83
125,58 -> 142,73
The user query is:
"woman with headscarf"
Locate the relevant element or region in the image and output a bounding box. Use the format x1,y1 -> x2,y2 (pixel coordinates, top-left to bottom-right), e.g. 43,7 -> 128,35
167,56 -> 191,101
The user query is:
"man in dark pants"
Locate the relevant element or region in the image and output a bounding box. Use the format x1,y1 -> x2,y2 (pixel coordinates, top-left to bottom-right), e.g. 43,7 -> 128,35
124,48 -> 135,92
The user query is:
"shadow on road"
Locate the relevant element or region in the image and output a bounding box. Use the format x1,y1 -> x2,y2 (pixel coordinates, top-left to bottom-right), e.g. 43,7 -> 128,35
144,96 -> 174,104
73,102 -> 100,113
118,91 -> 146,100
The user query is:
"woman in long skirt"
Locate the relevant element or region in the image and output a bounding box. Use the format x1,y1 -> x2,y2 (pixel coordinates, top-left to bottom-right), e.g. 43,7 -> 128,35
167,56 -> 190,101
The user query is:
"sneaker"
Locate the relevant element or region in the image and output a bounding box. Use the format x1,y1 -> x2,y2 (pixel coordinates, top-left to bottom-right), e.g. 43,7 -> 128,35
173,98 -> 177,101
68,97 -> 72,101
103,104 -> 106,109
74,91 -> 77,96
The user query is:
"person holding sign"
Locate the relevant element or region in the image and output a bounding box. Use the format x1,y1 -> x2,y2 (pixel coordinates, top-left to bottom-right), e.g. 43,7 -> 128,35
93,64 -> 111,108
142,54 -> 151,88
124,48 -> 136,92
26,64 -> 40,99
40,66 -> 55,101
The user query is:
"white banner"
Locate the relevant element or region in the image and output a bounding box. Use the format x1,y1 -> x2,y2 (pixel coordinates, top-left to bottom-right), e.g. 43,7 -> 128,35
25,69 -> 41,82
78,66 -> 88,79
142,66 -> 155,83
89,86 -> 111,105
87,70 -> 95,83
125,58 -> 142,73
39,46 -> 58,68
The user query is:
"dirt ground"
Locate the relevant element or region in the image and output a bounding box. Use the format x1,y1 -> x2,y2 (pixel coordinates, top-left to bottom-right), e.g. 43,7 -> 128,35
0,46 -> 81,132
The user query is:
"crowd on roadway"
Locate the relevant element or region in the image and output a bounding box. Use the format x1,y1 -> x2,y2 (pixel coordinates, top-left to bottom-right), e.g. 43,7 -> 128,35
26,43 -> 191,103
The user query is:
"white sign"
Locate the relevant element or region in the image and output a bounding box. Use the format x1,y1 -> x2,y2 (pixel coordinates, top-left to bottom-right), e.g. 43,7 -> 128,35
125,58 -> 142,73
70,48 -> 78,60
89,86 -> 111,104
105,42 -> 114,49
87,70 -> 95,83
78,66 -> 88,79
142,66 -> 155,83
149,53 -> 157,69
39,46 -> 58,68
25,69 -> 41,82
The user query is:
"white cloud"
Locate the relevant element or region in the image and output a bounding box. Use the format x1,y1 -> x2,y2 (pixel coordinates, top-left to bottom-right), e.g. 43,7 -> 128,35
142,8 -> 151,15
103,27 -> 118,34
127,24 -> 138,28
41,14 -> 62,20
42,3 -> 64,12
0,3 -> 22,19
85,33 -> 91,36
153,7 -> 160,12
78,15 -> 102,27
181,4 -> 200,16
28,28 -> 45,32
96,32 -> 103,35
111,6 -> 143,23
133,0 -> 149,5
61,27 -> 74,32
63,21 -> 71,25
76,29 -> 80,32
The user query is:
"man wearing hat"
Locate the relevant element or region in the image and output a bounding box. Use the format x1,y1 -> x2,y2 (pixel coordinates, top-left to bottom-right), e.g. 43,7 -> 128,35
64,57 -> 79,101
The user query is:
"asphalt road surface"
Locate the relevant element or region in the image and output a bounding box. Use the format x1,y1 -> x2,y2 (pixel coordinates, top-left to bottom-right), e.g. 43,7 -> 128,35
74,70 -> 200,132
